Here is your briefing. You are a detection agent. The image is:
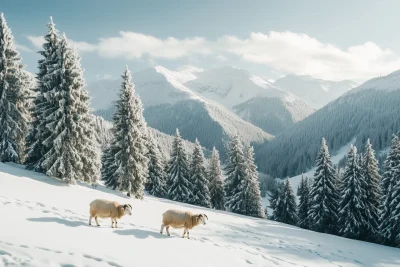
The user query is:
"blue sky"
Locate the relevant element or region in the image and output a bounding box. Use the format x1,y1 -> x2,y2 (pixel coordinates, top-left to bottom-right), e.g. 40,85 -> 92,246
3,0 -> 400,83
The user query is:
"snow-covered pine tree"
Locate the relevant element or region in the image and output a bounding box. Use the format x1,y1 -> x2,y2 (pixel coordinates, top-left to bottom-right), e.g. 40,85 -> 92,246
223,133 -> 247,213
25,17 -> 60,171
308,138 -> 339,234
243,146 -> 265,218
338,145 -> 368,239
189,139 -> 211,207
361,139 -> 381,241
0,13 -> 29,163
101,66 -> 148,198
277,177 -> 298,225
386,173 -> 400,247
167,129 -> 192,203
379,134 -> 400,246
145,130 -> 167,198
41,34 -> 100,184
297,175 -> 311,229
269,184 -> 282,220
208,147 -> 224,210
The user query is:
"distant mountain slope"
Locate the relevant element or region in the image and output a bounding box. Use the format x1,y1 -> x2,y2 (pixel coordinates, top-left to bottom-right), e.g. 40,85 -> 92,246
89,66 -> 272,159
255,70 -> 400,177
273,74 -> 357,109
185,67 -> 314,134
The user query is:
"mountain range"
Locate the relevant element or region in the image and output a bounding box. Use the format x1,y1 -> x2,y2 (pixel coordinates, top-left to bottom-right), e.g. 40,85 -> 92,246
87,65 -> 359,165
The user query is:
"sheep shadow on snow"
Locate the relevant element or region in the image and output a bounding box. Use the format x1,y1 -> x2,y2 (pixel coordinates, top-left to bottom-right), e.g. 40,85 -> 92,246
113,228 -> 170,239
27,217 -> 87,228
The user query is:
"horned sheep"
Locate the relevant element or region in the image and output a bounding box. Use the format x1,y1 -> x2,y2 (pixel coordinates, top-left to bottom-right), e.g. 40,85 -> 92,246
160,209 -> 208,239
89,199 -> 132,228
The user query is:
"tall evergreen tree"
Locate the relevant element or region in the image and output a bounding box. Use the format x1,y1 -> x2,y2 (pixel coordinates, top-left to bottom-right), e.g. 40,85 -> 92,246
0,13 -> 29,163
167,129 -> 192,203
25,17 -> 60,171
223,133 -> 247,213
338,145 -> 368,239
101,67 -> 148,198
297,175 -> 311,229
361,139 -> 381,241
386,175 -> 400,247
40,34 -> 100,184
277,178 -> 298,225
269,183 -> 282,220
145,131 -> 167,198
189,139 -> 211,207
308,138 -> 339,234
243,146 -> 265,218
208,147 -> 224,210
379,134 -> 400,245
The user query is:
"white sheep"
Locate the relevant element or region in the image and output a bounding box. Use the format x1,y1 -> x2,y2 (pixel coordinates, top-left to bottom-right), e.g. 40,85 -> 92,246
160,209 -> 208,239
89,199 -> 132,228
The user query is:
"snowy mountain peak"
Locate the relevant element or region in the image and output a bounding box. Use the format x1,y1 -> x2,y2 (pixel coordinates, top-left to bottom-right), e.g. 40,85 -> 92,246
273,74 -> 357,108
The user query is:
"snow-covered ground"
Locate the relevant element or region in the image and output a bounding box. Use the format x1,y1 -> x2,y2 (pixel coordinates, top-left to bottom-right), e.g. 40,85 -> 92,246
1,163 -> 399,267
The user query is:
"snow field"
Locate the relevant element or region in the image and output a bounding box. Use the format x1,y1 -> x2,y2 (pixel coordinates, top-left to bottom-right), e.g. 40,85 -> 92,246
1,163 -> 399,267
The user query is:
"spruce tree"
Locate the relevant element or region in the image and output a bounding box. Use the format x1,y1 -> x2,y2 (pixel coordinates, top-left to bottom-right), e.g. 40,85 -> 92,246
379,134 -> 400,245
269,184 -> 282,220
41,34 -> 100,184
145,131 -> 167,198
338,145 -> 368,239
223,133 -> 247,213
298,176 -> 311,229
190,139 -> 211,207
277,178 -> 298,225
101,67 -> 148,198
309,138 -> 339,234
361,139 -> 381,241
0,13 -> 29,163
208,147 -> 224,210
167,129 -> 192,203
25,17 -> 60,171
243,146 -> 265,218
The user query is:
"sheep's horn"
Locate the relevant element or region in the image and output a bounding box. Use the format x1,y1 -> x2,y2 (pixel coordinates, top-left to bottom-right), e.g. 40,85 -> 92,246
128,204 -> 132,209
203,214 -> 208,220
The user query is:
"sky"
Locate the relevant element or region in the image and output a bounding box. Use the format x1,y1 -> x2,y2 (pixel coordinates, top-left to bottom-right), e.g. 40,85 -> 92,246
3,0 -> 400,83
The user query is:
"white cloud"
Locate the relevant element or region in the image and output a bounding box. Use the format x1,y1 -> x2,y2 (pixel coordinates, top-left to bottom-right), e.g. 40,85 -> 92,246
27,35 -> 95,53
27,31 -> 400,81
217,32 -> 400,81
216,54 -> 227,62
27,35 -> 45,49
96,31 -> 211,60
15,42 -> 32,52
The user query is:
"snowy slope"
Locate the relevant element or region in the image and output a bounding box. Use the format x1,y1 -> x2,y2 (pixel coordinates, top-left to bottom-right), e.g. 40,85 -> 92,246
351,69 -> 400,93
1,163 -> 400,267
273,75 -> 357,109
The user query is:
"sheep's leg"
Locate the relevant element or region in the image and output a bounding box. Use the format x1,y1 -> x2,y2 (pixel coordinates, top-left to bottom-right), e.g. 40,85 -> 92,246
115,220 -> 118,228
89,216 -> 92,226
95,216 -> 100,226
160,224 -> 164,234
187,230 -> 190,239
111,218 -> 115,228
166,226 -> 170,236
182,228 -> 186,238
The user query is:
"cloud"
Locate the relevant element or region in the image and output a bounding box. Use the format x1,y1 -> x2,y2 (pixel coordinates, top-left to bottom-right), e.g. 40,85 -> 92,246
26,31 -> 400,81
217,32 -> 400,81
15,42 -> 33,52
96,31 -> 211,60
216,54 -> 227,62
26,35 -> 95,53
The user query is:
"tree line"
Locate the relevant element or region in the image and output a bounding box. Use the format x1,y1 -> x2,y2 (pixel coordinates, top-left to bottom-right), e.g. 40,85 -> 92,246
0,14 -> 265,219
269,137 -> 400,248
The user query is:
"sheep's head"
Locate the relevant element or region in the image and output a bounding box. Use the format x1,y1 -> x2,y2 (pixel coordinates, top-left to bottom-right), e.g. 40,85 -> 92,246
122,204 -> 132,216
197,214 -> 208,225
